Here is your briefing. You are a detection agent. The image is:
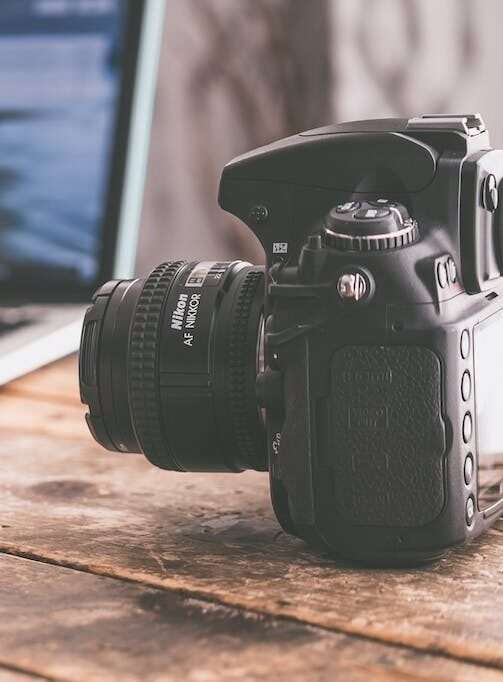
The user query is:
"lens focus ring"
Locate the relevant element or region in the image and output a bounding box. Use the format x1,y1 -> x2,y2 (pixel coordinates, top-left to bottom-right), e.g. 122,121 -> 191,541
128,261 -> 185,470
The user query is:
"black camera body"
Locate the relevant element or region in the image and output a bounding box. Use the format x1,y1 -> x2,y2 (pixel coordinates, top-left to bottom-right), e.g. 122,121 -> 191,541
80,114 -> 503,565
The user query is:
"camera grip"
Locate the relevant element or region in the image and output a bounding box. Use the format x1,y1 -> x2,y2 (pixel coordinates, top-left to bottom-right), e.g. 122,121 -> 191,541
329,346 -> 446,527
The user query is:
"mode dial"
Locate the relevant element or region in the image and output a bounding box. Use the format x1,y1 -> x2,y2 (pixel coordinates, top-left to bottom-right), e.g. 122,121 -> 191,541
324,199 -> 419,252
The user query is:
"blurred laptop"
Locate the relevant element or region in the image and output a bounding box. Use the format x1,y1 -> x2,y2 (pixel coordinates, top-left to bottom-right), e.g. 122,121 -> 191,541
0,0 -> 165,385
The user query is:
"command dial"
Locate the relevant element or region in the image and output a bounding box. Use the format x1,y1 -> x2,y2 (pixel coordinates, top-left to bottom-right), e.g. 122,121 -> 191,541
324,199 -> 419,251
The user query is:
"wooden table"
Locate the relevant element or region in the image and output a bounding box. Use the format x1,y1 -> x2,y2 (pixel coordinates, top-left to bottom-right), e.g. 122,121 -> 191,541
1,357 -> 503,682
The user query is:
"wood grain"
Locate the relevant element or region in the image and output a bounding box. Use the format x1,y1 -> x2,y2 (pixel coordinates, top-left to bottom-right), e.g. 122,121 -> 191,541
0,357 -> 87,441
0,435 -> 502,667
0,671 -> 48,682
1,357 -> 503,677
0,356 -> 80,406
3,553 -> 502,682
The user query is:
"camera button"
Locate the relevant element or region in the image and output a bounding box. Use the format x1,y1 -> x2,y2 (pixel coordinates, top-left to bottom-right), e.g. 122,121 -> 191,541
461,371 -> 472,401
335,201 -> 360,213
462,412 -> 473,443
337,272 -> 368,301
370,198 -> 393,206
460,330 -> 470,359
354,207 -> 391,220
466,496 -> 476,526
437,262 -> 449,288
447,257 -> 457,283
482,174 -> 499,212
248,205 -> 270,224
464,454 -> 474,486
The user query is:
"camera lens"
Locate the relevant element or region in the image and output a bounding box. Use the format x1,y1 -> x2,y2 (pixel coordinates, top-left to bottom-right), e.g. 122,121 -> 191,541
79,261 -> 266,472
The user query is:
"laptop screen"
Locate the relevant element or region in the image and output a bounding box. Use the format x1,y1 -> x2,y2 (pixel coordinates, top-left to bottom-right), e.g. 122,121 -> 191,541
0,0 -> 144,300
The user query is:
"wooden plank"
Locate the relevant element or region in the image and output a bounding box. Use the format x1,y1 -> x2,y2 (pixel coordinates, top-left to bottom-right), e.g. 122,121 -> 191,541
0,394 -> 86,441
0,356 -> 79,406
0,430 -> 502,672
1,553 -> 502,682
0,357 -> 87,442
0,671 -> 47,682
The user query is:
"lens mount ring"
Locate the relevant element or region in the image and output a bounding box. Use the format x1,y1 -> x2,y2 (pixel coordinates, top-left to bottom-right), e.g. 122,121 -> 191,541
226,268 -> 266,471
128,261 -> 186,470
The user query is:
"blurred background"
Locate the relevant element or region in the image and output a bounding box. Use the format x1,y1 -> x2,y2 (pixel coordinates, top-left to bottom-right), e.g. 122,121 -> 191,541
138,0 -> 503,272
2,0 -> 503,289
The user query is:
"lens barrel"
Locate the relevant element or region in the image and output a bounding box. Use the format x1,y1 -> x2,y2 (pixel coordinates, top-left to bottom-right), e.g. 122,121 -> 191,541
79,261 -> 266,472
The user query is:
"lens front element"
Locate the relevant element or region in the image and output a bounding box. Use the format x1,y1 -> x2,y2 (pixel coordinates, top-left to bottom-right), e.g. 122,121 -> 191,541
79,260 -> 266,473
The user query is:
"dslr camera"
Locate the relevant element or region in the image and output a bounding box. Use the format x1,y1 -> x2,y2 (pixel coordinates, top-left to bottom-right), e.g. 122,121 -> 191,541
80,114 -> 503,565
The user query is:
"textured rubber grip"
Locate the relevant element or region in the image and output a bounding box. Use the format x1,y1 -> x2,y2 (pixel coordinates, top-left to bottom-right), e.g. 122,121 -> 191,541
128,261 -> 185,470
329,345 -> 446,527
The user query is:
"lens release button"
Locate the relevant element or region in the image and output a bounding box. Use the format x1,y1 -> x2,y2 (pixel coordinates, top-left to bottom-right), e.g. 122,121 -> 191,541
337,272 -> 368,302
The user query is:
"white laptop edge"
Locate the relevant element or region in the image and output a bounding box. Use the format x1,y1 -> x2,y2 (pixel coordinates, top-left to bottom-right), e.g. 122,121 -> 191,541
0,0 -> 166,387
113,0 -> 166,279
